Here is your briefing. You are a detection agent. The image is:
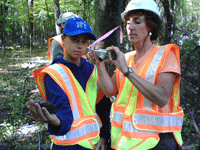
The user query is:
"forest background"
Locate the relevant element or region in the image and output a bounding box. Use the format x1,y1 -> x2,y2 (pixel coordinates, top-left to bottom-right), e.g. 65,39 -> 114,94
0,0 -> 200,149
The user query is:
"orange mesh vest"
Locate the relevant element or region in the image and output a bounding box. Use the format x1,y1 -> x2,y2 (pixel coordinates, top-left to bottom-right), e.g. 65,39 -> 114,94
47,35 -> 64,62
110,44 -> 184,149
33,64 -> 102,149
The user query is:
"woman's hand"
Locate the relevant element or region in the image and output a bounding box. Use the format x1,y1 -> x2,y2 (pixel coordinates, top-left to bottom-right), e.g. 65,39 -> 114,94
106,46 -> 128,73
87,47 -> 98,64
86,42 -> 105,64
27,99 -> 60,126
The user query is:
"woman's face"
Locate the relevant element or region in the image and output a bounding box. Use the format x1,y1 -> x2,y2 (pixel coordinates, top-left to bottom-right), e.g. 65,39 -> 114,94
126,14 -> 150,45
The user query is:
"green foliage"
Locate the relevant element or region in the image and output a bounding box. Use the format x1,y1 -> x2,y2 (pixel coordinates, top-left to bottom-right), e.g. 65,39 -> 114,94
0,0 -> 199,149
1,0 -> 96,47
166,4 -> 200,140
0,47 -> 50,149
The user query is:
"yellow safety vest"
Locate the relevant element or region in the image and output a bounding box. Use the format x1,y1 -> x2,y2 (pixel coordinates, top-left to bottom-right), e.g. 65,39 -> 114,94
111,44 -> 184,150
35,63 -> 102,149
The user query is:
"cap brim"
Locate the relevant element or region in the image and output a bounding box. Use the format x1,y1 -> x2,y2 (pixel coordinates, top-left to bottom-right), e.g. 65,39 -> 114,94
64,30 -> 96,40
57,18 -> 67,26
121,11 -> 127,21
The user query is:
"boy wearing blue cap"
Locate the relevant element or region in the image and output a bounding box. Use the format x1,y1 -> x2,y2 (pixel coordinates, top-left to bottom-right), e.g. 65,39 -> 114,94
47,12 -> 80,62
28,17 -> 109,150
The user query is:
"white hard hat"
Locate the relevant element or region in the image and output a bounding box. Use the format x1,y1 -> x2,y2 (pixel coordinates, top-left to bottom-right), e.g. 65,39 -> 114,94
57,12 -> 79,26
121,0 -> 161,21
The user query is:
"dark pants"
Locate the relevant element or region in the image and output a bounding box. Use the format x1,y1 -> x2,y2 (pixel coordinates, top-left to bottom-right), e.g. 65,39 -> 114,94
110,133 -> 182,150
149,133 -> 182,150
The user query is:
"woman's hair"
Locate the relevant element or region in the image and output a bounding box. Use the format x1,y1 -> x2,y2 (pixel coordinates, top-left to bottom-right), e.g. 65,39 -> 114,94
124,10 -> 162,41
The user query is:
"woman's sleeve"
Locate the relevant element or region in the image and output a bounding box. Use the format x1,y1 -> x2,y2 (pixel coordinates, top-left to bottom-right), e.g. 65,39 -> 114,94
160,50 -> 181,75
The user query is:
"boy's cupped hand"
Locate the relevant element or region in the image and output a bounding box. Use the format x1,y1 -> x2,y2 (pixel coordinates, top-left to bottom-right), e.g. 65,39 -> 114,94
27,99 -> 60,126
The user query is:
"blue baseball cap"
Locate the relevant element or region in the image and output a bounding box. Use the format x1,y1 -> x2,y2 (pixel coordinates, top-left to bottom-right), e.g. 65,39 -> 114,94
63,17 -> 96,40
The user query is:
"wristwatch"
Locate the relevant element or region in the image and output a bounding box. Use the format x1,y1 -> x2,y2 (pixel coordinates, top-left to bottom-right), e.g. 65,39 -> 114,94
123,67 -> 133,77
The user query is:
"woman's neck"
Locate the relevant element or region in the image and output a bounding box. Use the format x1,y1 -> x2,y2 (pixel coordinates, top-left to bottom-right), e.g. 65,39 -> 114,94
134,41 -> 154,62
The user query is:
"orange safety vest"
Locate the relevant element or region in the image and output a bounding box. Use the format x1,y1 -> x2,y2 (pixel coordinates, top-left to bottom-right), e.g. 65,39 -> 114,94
34,63 -> 102,149
32,66 -> 104,104
110,44 -> 184,149
47,35 -> 64,62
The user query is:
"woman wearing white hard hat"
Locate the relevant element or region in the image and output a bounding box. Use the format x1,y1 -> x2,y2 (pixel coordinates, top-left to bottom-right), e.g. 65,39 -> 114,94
89,0 -> 184,149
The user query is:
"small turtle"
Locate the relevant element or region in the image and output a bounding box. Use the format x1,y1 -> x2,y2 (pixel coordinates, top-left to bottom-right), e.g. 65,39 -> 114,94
34,99 -> 58,114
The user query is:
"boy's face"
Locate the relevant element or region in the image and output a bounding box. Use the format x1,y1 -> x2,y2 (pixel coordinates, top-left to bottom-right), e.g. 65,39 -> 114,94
62,34 -> 89,63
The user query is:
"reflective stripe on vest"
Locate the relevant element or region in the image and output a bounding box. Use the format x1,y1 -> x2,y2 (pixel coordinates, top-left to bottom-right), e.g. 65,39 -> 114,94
37,64 -> 101,146
112,111 -> 123,123
143,45 -> 166,109
123,121 -> 155,134
111,111 -> 183,128
54,119 -> 99,141
134,114 -> 183,127
47,64 -> 80,119
133,109 -> 183,132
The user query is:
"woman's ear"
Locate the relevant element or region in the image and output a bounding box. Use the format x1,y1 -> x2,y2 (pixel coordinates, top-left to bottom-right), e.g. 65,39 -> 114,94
61,35 -> 65,41
61,24 -> 65,28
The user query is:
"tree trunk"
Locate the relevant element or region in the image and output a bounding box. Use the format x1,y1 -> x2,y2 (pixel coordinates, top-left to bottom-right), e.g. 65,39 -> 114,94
82,0 -> 87,21
198,46 -> 200,106
160,0 -> 173,44
45,0 -> 53,38
0,0 -> 8,52
28,0 -> 33,54
53,0 -> 60,35
94,0 -> 125,76
41,21 -> 45,45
